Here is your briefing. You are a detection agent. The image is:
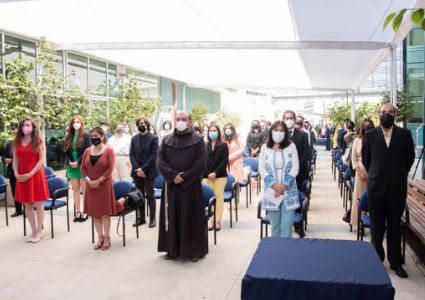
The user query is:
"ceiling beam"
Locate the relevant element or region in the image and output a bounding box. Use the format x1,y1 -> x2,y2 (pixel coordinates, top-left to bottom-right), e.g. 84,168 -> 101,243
56,40 -> 391,51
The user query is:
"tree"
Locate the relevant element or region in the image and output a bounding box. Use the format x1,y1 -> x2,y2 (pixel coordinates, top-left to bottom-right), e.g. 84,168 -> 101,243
355,101 -> 380,127
384,8 -> 425,32
327,104 -> 350,127
190,104 -> 208,124
214,107 -> 241,128
382,89 -> 412,124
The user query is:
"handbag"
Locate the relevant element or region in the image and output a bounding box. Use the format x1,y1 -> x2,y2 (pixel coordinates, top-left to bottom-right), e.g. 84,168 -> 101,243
342,208 -> 351,223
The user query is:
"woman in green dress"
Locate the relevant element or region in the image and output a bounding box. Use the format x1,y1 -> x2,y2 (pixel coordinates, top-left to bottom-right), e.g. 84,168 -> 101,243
64,116 -> 91,222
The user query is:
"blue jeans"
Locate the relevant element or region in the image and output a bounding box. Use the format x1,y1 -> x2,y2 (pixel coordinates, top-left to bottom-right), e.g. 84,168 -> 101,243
268,205 -> 295,238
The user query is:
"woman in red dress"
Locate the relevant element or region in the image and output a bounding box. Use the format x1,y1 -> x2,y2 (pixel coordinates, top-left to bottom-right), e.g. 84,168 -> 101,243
81,127 -> 116,250
13,118 -> 50,243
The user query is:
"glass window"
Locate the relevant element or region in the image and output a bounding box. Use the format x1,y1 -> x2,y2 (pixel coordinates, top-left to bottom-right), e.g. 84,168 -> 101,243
67,52 -> 88,94
108,63 -> 120,98
406,62 -> 424,97
89,58 -> 106,96
56,50 -> 63,78
4,35 -> 36,80
408,28 -> 425,46
126,69 -> 159,99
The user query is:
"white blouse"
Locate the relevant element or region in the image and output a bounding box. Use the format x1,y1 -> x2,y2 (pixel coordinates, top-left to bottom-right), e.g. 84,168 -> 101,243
107,135 -> 131,156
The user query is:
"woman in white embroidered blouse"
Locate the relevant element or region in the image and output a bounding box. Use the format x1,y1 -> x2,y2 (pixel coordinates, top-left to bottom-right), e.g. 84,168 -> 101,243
107,123 -> 132,182
259,120 -> 299,238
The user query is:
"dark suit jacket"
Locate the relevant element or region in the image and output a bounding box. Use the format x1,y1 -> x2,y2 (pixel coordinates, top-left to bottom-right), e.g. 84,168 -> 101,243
1,141 -> 13,179
204,142 -> 229,178
337,128 -> 347,152
362,126 -> 415,201
64,133 -> 91,165
291,128 -> 310,180
129,132 -> 159,179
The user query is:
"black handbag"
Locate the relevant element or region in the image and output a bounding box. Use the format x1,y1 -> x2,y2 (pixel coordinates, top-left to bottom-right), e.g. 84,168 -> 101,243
342,208 -> 351,223
126,189 -> 145,211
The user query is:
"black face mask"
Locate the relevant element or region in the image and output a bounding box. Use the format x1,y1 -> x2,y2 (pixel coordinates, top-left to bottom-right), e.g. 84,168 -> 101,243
380,113 -> 395,129
253,125 -> 260,130
116,128 -> 124,134
91,137 -> 102,145
138,125 -> 147,133
363,126 -> 372,132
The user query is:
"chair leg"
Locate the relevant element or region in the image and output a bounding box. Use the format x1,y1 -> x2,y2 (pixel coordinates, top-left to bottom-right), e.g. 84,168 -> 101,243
135,209 -> 139,239
213,205 -> 217,245
229,201 -> 233,228
91,217 -> 94,244
66,202 -> 70,232
265,224 -> 268,237
5,192 -> 8,226
50,210 -> 54,239
23,206 -> 26,236
123,214 -> 126,247
235,198 -> 238,222
260,222 -> 263,239
245,186 -> 248,208
249,183 -> 252,204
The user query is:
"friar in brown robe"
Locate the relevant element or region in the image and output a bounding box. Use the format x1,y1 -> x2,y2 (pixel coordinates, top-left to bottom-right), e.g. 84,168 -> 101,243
157,111 -> 207,261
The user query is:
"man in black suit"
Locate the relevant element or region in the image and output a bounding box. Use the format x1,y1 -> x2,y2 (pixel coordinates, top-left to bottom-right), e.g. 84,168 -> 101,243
1,141 -> 22,217
283,110 -> 310,189
337,119 -> 350,154
362,103 -> 415,278
130,117 -> 159,228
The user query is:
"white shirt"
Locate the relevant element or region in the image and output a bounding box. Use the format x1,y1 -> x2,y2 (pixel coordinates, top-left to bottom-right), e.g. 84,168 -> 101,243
107,134 -> 131,156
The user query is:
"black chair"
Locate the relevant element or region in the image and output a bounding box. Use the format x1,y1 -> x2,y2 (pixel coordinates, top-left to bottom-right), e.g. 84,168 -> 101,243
239,172 -> 252,208
202,184 -> 217,245
0,175 -> 9,226
91,181 -> 139,247
44,166 -> 56,179
223,174 -> 238,228
23,177 -> 70,238
243,158 -> 261,195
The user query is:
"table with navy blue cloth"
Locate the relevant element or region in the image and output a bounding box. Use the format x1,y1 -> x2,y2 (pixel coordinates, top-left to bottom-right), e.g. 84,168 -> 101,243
241,238 -> 395,300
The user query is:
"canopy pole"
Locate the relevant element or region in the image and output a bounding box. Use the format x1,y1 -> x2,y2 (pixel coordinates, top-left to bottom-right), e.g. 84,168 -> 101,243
390,46 -> 398,108
183,84 -> 186,111
351,90 -> 355,122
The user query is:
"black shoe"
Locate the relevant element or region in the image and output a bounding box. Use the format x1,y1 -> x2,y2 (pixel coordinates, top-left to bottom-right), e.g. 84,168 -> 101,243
133,219 -> 146,227
149,218 -> 156,228
79,214 -> 88,222
165,254 -> 177,260
73,212 -> 82,223
391,266 -> 408,279
11,211 -> 23,218
190,257 -> 199,262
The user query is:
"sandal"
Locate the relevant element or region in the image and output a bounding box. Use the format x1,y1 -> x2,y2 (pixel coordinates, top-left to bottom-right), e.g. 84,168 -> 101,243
101,236 -> 111,250
94,236 -> 104,250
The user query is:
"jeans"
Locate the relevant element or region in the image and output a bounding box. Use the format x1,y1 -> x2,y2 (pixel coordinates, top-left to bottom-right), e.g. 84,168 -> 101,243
268,204 -> 295,238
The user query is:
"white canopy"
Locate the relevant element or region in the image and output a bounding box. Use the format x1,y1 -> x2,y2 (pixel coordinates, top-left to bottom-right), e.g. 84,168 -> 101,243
0,0 -> 422,90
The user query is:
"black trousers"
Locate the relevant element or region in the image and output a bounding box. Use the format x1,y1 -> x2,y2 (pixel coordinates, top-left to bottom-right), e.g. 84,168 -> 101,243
8,173 -> 22,213
368,190 -> 405,268
133,176 -> 156,220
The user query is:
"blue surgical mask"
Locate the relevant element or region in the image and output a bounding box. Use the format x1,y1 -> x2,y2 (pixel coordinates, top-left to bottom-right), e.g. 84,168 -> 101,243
209,131 -> 219,140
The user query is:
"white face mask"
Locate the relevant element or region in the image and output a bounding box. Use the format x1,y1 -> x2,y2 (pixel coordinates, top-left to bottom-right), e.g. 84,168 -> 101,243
176,121 -> 187,132
272,131 -> 285,143
285,119 -> 294,129
73,122 -> 81,130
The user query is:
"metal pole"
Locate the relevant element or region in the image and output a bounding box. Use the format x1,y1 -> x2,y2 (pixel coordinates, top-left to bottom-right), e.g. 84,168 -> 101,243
182,84 -> 186,111
351,90 -> 355,121
391,46 -> 398,107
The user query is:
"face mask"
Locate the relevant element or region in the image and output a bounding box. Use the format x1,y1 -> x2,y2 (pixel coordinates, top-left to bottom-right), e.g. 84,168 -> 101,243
363,126 -> 372,132
164,124 -> 171,130
253,124 -> 259,130
91,137 -> 102,145
73,122 -> 81,130
209,131 -> 219,140
138,125 -> 147,133
224,129 -> 232,136
124,127 -> 130,134
116,128 -> 124,134
272,131 -> 285,143
285,119 -> 295,129
22,125 -> 33,136
176,121 -> 187,132
380,113 -> 395,129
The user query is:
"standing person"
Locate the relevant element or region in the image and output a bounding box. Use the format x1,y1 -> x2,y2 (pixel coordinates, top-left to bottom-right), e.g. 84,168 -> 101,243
202,124 -> 209,143
259,120 -> 299,238
223,123 -> 244,183
362,103 -> 415,278
100,122 -> 113,141
123,123 -> 133,136
1,139 -> 22,217
13,118 -> 49,243
81,127 -> 116,250
150,125 -> 157,136
159,120 -> 173,144
192,121 -> 203,135
283,110 -> 309,189
158,111 -> 207,262
246,120 -> 265,158
350,118 -> 374,226
130,117 -> 159,228
64,115 -> 91,223
337,119 -> 350,154
325,124 -> 331,150
107,123 -> 132,182
204,124 -> 229,231
260,119 -> 270,136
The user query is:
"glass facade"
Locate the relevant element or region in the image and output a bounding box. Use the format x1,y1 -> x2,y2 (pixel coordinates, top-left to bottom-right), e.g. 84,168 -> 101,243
108,63 -> 120,98
89,58 -> 107,96
127,69 -> 159,99
67,52 -> 88,94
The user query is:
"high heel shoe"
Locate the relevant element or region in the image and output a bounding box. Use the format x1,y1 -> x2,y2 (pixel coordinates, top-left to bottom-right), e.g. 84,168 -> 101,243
31,232 -> 43,243
101,236 -> 111,250
93,236 -> 104,250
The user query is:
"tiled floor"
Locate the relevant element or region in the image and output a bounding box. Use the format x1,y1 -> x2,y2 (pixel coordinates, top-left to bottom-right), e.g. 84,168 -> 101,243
0,147 -> 424,299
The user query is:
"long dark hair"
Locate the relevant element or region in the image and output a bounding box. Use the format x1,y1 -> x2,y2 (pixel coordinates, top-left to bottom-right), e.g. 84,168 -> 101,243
266,120 -> 290,149
223,123 -> 239,144
207,124 -> 223,147
358,118 -> 375,140
250,120 -> 260,133
14,117 -> 42,152
64,115 -> 85,152
90,126 -> 107,145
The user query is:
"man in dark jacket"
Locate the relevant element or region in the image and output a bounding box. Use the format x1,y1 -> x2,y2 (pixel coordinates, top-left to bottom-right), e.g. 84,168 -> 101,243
130,117 -> 159,228
1,141 -> 22,217
362,103 -> 415,278
283,110 -> 310,189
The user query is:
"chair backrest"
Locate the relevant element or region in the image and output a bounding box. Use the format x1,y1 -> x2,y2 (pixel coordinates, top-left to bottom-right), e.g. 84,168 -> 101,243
343,168 -> 351,180
47,177 -> 68,199
0,175 -> 6,194
243,157 -> 259,172
113,181 -> 135,200
201,184 -> 215,207
225,174 -> 235,192
154,175 -> 164,190
359,191 -> 368,212
44,166 -> 55,178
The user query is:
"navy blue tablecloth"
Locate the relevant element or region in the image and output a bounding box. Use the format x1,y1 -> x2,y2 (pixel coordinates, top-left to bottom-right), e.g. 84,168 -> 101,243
242,238 -> 395,300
